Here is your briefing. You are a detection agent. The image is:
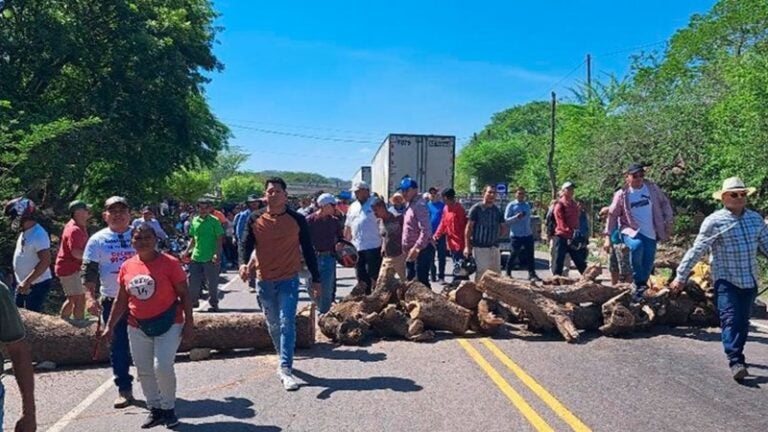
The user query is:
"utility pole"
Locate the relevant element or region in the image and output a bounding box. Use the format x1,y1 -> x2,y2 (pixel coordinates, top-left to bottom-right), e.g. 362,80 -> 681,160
586,53 -> 592,100
547,92 -> 557,200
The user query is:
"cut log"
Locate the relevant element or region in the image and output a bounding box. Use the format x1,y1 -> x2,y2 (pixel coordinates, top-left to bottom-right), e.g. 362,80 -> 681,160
476,298 -> 508,336
581,263 -> 603,282
367,304 -> 409,339
477,271 -> 580,342
331,267 -> 401,320
318,311 -> 370,345
449,281 -> 484,310
599,291 -> 655,336
404,281 -> 472,335
12,310 -> 314,366
540,281 -> 628,305
568,303 -> 602,330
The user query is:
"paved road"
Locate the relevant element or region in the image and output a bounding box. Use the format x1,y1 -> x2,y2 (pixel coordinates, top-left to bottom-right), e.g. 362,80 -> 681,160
3,259 -> 768,432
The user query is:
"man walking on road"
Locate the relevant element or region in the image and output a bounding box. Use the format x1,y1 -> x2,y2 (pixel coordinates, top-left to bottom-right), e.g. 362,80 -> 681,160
239,177 -> 320,391
82,196 -> 137,408
344,181 -> 382,293
306,193 -> 343,314
428,187 -> 447,284
465,185 -> 504,280
373,197 -> 406,281
55,200 -> 91,321
605,163 -> 674,301
184,197 -> 224,312
670,177 -> 768,381
504,187 -> 541,282
552,182 -> 588,276
401,177 -> 434,287
0,281 -> 36,432
434,188 -> 467,279
131,206 -> 168,242
234,195 -> 263,293
6,197 -> 53,312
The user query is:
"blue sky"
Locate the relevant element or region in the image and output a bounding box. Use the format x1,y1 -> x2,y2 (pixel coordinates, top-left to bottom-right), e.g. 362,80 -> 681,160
206,1 -> 717,180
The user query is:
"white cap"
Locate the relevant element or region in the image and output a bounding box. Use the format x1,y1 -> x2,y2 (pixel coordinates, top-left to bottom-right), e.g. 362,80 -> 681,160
560,181 -> 576,190
350,181 -> 370,192
317,193 -> 336,207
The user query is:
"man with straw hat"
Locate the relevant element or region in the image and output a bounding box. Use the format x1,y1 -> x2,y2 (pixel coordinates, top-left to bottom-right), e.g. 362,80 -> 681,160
671,177 -> 767,381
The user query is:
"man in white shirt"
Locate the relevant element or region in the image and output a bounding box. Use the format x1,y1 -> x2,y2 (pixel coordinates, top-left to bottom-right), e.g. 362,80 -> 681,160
83,196 -> 137,409
344,181 -> 383,293
131,206 -> 168,241
5,197 -> 52,312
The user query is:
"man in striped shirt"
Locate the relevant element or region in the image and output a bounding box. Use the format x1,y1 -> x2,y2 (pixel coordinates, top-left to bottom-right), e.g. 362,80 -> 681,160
671,177 -> 768,381
465,185 -> 505,280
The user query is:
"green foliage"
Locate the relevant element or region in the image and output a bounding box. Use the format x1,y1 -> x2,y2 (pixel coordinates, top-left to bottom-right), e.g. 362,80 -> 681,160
164,169 -> 212,204
220,174 -> 264,203
456,0 -> 768,228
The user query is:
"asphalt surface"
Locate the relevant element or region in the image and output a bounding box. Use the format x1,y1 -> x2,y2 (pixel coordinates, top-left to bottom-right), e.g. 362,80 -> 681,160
3,257 -> 768,432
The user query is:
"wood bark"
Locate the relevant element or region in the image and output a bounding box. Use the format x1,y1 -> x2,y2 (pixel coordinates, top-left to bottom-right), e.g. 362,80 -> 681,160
477,271 -> 580,342
448,281 -> 484,310
404,281 -> 472,335
13,309 -> 314,367
475,298 -> 508,335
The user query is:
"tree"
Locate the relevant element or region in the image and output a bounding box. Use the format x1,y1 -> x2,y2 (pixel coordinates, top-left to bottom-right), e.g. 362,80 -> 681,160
220,174 -> 264,203
164,169 -> 213,204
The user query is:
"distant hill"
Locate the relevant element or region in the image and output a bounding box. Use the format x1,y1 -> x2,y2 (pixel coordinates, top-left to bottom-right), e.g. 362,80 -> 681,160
243,170 -> 351,196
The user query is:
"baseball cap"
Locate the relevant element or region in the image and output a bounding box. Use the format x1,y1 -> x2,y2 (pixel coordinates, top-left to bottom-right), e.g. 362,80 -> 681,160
317,193 -> 336,207
350,181 -> 370,192
140,205 -> 153,213
104,196 -> 129,210
398,177 -> 418,192
197,197 -> 214,205
246,194 -> 260,203
68,200 -> 90,213
442,188 -> 456,199
560,181 -> 576,190
626,163 -> 646,175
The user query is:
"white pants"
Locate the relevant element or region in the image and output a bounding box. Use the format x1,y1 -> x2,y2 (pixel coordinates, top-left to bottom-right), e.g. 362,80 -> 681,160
473,246 -> 500,280
128,324 -> 183,410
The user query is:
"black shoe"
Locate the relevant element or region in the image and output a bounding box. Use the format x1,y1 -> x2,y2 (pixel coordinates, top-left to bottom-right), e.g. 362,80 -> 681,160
529,274 -> 542,282
164,409 -> 180,428
142,408 -> 165,429
208,304 -> 220,313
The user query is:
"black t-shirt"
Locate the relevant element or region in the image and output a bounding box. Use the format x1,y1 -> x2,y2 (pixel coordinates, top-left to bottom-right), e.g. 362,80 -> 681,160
469,203 -> 503,247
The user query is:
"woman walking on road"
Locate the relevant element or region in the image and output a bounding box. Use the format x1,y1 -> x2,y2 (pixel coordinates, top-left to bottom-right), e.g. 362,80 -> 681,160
102,223 -> 194,429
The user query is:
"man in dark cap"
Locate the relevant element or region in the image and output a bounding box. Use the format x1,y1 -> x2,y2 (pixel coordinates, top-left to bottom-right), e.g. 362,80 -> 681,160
604,163 -> 674,301
5,197 -> 52,312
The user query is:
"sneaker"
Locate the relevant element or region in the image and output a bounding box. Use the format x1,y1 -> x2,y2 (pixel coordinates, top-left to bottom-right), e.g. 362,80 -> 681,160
731,363 -> 748,381
163,409 -> 180,428
529,274 -> 542,282
249,286 -> 257,293
141,408 -> 165,428
208,304 -> 220,313
114,390 -> 135,409
278,368 -> 299,391
630,284 -> 647,303
437,278 -> 446,284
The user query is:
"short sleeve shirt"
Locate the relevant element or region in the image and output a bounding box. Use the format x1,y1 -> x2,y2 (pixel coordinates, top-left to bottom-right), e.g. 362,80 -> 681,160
55,220 -> 89,277
13,223 -> 53,284
469,203 -> 503,248
0,281 -> 25,373
306,213 -> 343,253
344,198 -> 382,251
379,214 -> 404,257
82,228 -> 136,298
118,253 -> 187,328
189,215 -> 224,262
628,184 -> 656,239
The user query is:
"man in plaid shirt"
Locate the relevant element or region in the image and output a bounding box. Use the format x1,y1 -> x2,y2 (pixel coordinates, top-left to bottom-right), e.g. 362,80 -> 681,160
671,177 -> 768,381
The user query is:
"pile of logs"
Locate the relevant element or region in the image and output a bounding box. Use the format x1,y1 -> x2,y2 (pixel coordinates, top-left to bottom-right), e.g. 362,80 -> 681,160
319,263 -> 721,345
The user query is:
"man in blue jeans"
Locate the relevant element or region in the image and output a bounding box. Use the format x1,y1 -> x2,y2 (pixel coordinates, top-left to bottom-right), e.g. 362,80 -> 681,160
305,193 -> 343,313
604,163 -> 674,301
5,197 -> 53,312
671,177 -> 768,381
239,177 -> 320,391
83,196 -> 137,408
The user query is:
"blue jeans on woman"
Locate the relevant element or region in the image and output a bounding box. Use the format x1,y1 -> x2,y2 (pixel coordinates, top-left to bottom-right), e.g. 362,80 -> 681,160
101,297 -> 134,392
622,233 -> 657,288
316,254 -> 337,314
258,275 -> 300,371
715,279 -> 757,367
15,278 -> 52,312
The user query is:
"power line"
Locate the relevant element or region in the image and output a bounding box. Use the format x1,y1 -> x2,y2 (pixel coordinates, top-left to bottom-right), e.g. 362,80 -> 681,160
221,118 -> 386,139
595,40 -> 667,58
538,59 -> 586,100
227,123 -> 378,144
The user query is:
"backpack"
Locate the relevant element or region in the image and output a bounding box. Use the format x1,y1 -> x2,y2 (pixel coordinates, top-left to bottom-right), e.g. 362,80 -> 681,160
545,203 -> 559,237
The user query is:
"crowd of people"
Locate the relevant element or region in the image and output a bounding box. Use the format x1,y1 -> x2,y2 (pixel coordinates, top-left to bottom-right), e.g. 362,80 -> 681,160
2,164 -> 768,430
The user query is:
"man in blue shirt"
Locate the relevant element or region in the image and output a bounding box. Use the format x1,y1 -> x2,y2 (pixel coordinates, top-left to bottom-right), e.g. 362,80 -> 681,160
234,194 -> 263,293
504,187 -> 541,281
427,187 -> 447,283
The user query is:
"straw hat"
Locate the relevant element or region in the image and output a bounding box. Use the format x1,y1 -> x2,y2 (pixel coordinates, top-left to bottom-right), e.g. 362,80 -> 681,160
712,177 -> 756,200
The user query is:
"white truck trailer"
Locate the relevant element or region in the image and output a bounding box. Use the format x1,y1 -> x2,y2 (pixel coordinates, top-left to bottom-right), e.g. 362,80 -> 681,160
351,166 -> 372,186
370,134 -> 455,201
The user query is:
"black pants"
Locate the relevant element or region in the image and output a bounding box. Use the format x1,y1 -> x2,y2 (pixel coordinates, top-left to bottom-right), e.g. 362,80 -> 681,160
430,236 -> 447,281
552,236 -> 588,276
407,244 -> 436,288
505,235 -> 537,277
356,248 -> 383,294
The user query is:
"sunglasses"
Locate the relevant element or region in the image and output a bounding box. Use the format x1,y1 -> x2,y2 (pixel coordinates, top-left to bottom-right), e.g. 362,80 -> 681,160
728,192 -> 748,199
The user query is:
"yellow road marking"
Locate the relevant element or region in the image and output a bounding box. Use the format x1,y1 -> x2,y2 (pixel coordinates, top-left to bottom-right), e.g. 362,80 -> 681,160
481,338 -> 592,432
457,339 -> 554,432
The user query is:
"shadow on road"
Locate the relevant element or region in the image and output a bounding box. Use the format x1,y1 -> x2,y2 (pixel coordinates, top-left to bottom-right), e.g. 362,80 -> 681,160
177,396 -> 256,420
174,422 -> 281,432
300,342 -> 387,362
292,369 -> 423,400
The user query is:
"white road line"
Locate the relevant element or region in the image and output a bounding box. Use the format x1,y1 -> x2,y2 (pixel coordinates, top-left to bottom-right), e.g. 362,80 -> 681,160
750,320 -> 768,334
46,378 -> 113,432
